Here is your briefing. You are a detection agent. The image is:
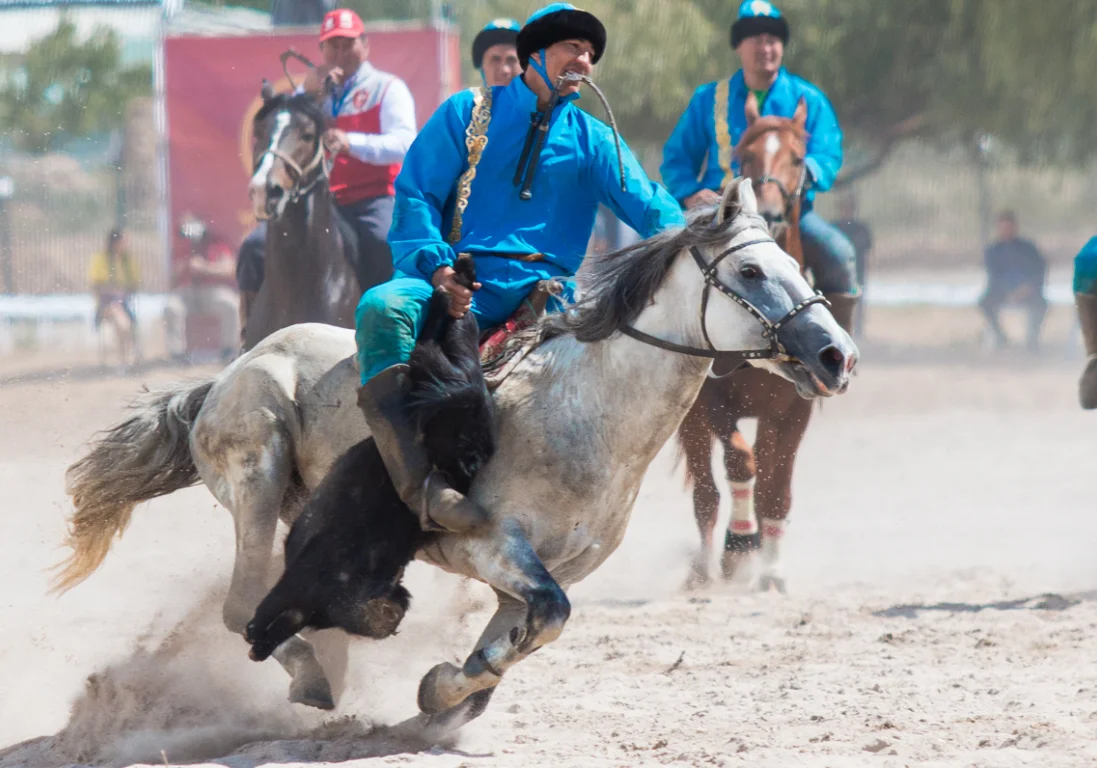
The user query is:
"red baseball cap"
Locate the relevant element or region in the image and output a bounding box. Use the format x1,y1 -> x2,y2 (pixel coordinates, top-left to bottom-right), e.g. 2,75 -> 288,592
320,9 -> 365,42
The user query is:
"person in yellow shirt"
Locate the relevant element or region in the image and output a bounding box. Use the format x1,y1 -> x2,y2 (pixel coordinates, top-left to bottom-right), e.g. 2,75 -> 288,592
88,228 -> 141,359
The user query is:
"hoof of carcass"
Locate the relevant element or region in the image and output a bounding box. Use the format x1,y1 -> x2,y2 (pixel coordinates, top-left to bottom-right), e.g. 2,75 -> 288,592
754,573 -> 787,594
289,671 -> 335,710
418,661 -> 463,715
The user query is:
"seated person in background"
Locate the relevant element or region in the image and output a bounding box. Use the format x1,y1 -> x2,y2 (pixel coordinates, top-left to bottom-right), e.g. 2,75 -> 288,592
235,221 -> 267,340
978,210 -> 1048,351
88,227 -> 141,358
163,215 -> 241,361
833,192 -> 873,338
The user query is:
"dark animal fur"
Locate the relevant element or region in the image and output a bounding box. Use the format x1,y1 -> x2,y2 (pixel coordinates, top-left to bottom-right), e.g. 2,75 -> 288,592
245,255 -> 494,660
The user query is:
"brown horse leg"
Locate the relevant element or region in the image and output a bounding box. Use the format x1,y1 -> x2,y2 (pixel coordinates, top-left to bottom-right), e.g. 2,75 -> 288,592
719,428 -> 758,581
751,399 -> 813,593
677,404 -> 719,587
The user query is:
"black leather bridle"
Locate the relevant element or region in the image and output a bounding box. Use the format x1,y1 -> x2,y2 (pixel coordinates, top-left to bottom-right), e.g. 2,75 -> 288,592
620,236 -> 830,362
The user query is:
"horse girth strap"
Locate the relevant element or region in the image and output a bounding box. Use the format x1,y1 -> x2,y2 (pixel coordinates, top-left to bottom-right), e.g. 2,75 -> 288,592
620,239 -> 830,362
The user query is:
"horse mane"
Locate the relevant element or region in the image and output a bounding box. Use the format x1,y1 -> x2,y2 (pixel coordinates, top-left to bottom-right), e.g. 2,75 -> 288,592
254,91 -> 329,130
734,116 -> 808,157
555,205 -> 769,343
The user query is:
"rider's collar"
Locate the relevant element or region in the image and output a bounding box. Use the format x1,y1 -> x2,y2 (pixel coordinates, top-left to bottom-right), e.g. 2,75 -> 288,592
515,69 -> 576,116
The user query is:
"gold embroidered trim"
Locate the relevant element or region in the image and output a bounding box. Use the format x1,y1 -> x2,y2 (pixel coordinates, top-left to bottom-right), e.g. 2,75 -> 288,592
448,86 -> 493,244
714,78 -> 734,190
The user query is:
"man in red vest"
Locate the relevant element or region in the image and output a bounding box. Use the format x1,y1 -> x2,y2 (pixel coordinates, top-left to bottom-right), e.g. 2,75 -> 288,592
301,8 -> 417,291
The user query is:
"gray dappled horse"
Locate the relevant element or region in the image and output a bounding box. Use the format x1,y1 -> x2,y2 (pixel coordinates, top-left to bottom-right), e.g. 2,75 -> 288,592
54,179 -> 857,735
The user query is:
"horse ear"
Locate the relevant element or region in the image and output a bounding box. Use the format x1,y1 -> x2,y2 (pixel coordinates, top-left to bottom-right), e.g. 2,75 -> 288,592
261,79 -> 274,102
793,97 -> 808,128
745,91 -> 761,125
716,177 -> 758,224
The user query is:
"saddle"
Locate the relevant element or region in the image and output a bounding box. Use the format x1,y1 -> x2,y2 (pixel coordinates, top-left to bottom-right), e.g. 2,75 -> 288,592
478,279 -> 565,391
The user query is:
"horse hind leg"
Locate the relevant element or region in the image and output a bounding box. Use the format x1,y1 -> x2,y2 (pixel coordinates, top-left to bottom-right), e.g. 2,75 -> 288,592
415,525 -> 569,731
194,417 -> 335,710
720,427 -> 759,582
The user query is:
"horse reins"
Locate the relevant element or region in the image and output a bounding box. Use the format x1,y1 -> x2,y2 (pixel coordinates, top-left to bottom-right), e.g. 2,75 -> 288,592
620,236 -> 830,363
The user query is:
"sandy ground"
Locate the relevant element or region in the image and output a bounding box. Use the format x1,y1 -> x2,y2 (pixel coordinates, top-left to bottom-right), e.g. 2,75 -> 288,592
1,305 -> 1095,768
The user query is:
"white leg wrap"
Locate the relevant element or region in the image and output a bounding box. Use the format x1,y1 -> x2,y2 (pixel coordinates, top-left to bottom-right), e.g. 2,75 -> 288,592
728,479 -> 757,535
760,517 -> 787,566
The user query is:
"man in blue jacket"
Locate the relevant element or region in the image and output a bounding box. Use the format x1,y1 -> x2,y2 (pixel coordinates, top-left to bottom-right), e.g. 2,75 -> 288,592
355,3 -> 685,533
472,18 -> 521,87
661,0 -> 858,328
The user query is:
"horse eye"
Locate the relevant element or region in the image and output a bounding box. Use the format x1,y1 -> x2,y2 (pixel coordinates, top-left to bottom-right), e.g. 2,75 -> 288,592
740,265 -> 761,280
792,156 -> 804,166
302,131 -> 316,142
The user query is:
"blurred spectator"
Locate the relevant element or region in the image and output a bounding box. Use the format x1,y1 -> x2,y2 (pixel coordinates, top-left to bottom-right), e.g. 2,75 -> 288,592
235,221 -> 267,339
163,215 -> 240,361
833,192 -> 873,338
978,210 -> 1047,351
88,227 -> 140,360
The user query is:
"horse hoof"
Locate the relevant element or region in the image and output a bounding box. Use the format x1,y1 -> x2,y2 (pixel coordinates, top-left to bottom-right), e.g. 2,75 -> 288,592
420,687 -> 496,739
684,563 -> 711,590
418,662 -> 463,715
754,573 -> 787,594
720,551 -> 750,582
289,676 -> 335,710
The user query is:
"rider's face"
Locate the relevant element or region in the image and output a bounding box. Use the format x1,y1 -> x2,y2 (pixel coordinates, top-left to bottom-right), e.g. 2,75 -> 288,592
321,35 -> 368,74
737,33 -> 783,78
482,43 -> 520,87
533,39 -> 595,98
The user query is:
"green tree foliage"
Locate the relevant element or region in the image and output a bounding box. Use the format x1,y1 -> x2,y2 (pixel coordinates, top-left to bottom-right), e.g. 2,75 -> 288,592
0,18 -> 152,154
456,0 -> 1097,172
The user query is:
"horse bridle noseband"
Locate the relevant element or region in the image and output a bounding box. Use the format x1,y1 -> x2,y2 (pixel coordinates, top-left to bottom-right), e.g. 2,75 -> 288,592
753,163 -> 807,221
254,135 -> 329,205
621,236 -> 830,362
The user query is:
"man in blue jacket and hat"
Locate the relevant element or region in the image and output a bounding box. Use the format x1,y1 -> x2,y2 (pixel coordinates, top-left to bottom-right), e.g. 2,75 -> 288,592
661,0 -> 858,329
355,3 -> 685,534
472,18 -> 521,87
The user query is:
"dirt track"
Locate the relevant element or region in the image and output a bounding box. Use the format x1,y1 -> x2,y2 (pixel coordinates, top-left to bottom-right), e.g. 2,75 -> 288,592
1,306 -> 1095,768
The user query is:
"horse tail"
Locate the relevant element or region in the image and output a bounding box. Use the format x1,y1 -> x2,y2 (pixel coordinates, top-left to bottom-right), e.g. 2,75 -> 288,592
50,378 -> 215,594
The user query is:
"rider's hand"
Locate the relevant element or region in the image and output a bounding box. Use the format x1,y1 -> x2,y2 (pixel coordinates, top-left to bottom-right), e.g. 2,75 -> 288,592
432,266 -> 481,319
323,128 -> 351,156
684,189 -> 721,209
302,65 -> 343,94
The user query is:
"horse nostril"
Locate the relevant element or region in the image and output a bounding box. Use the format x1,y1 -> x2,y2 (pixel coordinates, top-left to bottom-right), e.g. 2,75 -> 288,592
817,344 -> 845,378
267,183 -> 284,201
762,211 -> 784,226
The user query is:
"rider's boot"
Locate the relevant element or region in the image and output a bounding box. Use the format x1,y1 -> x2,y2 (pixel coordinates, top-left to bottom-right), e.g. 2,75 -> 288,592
357,364 -> 490,532
1075,293 -> 1097,409
823,292 -> 859,335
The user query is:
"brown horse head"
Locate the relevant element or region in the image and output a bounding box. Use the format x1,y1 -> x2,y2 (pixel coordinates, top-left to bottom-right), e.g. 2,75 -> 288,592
248,87 -> 329,221
735,94 -> 809,247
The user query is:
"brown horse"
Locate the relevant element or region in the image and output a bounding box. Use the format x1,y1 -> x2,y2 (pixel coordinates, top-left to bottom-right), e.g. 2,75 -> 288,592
677,95 -> 853,592
242,85 -> 364,351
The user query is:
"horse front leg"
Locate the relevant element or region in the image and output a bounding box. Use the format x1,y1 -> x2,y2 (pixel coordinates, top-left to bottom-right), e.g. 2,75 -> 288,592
720,427 -> 759,581
752,401 -> 812,594
415,523 -> 569,728
194,422 -> 335,710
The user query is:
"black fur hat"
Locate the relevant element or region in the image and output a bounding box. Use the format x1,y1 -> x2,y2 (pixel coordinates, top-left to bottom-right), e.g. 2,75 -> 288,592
516,4 -> 606,70
472,19 -> 520,69
730,1 -> 790,49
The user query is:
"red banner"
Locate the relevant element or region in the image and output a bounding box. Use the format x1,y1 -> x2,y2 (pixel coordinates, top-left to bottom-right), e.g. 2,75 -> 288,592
163,24 -> 461,277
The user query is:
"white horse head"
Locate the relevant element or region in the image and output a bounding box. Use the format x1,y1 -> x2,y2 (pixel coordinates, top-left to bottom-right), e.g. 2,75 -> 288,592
570,177 -> 857,398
